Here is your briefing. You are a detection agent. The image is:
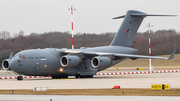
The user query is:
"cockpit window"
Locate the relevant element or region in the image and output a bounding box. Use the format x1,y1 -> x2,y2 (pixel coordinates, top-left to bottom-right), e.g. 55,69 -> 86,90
14,55 -> 19,59
13,55 -> 26,59
19,55 -> 26,59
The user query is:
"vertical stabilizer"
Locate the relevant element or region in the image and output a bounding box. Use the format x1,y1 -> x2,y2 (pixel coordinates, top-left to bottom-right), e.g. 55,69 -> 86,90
110,10 -> 146,46
110,10 -> 176,46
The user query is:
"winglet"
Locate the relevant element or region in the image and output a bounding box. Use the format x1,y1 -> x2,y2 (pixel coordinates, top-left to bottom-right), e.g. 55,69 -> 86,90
167,47 -> 177,60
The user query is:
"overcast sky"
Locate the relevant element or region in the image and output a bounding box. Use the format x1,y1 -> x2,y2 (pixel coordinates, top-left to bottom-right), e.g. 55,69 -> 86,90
0,0 -> 179,35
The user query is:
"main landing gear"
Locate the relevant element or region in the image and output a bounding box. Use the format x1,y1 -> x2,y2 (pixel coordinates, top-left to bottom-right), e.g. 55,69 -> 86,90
75,74 -> 93,78
17,76 -> 23,81
52,75 -> 68,79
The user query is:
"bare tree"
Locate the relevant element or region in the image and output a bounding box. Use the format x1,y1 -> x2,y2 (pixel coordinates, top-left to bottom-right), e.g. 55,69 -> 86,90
0,31 -> 11,39
13,33 -> 18,38
18,30 -> 24,37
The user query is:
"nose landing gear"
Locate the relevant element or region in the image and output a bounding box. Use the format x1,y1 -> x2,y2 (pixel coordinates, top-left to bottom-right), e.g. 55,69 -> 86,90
17,76 -> 23,81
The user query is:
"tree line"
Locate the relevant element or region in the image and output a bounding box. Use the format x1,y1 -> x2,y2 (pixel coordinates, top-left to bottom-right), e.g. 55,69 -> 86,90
0,29 -> 179,66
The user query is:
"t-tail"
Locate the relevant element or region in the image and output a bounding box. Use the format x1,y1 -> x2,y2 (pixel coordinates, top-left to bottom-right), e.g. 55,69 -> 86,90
110,10 -> 176,47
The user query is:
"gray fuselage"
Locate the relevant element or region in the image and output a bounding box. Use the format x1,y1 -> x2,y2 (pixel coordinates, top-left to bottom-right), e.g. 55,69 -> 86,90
9,46 -> 137,76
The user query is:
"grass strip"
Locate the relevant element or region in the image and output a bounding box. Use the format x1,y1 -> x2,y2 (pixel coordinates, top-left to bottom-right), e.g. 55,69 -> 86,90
112,54 -> 180,67
0,89 -> 180,96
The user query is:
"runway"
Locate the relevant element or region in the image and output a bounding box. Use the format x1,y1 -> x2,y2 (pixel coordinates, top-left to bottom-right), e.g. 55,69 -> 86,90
0,95 -> 179,101
0,69 -> 180,89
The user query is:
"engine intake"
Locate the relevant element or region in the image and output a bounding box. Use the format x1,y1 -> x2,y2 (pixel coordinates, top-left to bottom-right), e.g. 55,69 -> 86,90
60,55 -> 81,67
2,59 -> 11,70
91,56 -> 111,70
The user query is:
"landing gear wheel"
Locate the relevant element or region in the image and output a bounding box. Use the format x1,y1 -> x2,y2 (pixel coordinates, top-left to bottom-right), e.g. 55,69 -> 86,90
87,75 -> 93,78
80,75 -> 86,78
75,74 -> 80,78
52,75 -> 68,79
52,76 -> 56,79
75,75 -> 93,78
62,75 -> 68,79
17,76 -> 23,81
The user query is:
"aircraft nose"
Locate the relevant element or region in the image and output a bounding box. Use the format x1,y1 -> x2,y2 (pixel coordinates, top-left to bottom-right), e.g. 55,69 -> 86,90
9,59 -> 19,73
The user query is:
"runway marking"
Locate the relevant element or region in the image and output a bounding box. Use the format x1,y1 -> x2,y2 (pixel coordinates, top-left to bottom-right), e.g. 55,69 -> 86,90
109,76 -> 135,78
123,76 -> 134,77
0,70 -> 180,80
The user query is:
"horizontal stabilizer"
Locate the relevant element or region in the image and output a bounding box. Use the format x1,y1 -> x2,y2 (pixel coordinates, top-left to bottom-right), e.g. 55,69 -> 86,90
131,14 -> 177,17
113,13 -> 177,19
113,15 -> 125,19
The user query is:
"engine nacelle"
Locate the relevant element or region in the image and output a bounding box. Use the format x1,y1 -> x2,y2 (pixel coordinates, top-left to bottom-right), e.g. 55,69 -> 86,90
2,59 -> 11,70
91,56 -> 111,70
60,55 -> 81,67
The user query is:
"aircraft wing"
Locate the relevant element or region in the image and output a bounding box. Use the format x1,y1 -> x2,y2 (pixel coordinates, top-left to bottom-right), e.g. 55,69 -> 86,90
65,47 -> 177,60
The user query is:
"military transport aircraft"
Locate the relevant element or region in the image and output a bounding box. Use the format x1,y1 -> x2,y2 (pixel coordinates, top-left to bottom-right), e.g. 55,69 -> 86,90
2,10 -> 177,80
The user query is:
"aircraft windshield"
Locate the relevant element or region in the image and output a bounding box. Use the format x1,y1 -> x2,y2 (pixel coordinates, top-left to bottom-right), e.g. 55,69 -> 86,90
13,55 -> 26,59
13,55 -> 19,59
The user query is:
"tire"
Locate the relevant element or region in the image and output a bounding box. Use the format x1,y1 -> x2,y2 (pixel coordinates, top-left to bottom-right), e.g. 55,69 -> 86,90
20,76 -> 23,80
52,75 -> 68,79
86,75 -> 93,78
75,75 -> 80,78
52,76 -> 57,79
17,76 -> 23,81
88,75 -> 93,78
80,75 -> 86,78
17,76 -> 19,80
62,75 -> 68,79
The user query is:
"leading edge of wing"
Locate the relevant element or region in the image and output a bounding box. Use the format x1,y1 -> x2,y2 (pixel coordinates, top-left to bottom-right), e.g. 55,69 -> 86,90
114,54 -> 168,60
64,47 -> 177,60
116,47 -> 176,60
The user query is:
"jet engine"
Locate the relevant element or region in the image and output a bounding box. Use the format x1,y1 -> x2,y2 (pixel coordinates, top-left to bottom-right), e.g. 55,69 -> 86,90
60,55 -> 81,67
2,59 -> 11,70
91,56 -> 111,70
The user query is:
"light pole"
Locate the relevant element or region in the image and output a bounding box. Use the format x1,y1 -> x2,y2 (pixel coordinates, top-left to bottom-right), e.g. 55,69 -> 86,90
147,23 -> 154,71
69,6 -> 76,49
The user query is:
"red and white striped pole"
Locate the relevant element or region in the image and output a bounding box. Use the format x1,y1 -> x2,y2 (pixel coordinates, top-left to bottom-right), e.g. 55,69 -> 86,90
148,23 -> 152,71
147,23 -> 154,71
69,6 -> 75,49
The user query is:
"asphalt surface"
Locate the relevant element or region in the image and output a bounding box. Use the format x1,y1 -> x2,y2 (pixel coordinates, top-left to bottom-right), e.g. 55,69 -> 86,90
0,69 -> 180,101
0,69 -> 180,89
0,95 -> 180,101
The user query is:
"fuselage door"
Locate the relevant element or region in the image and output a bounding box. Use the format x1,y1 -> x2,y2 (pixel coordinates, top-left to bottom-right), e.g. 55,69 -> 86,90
35,64 -> 40,72
17,59 -> 24,73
